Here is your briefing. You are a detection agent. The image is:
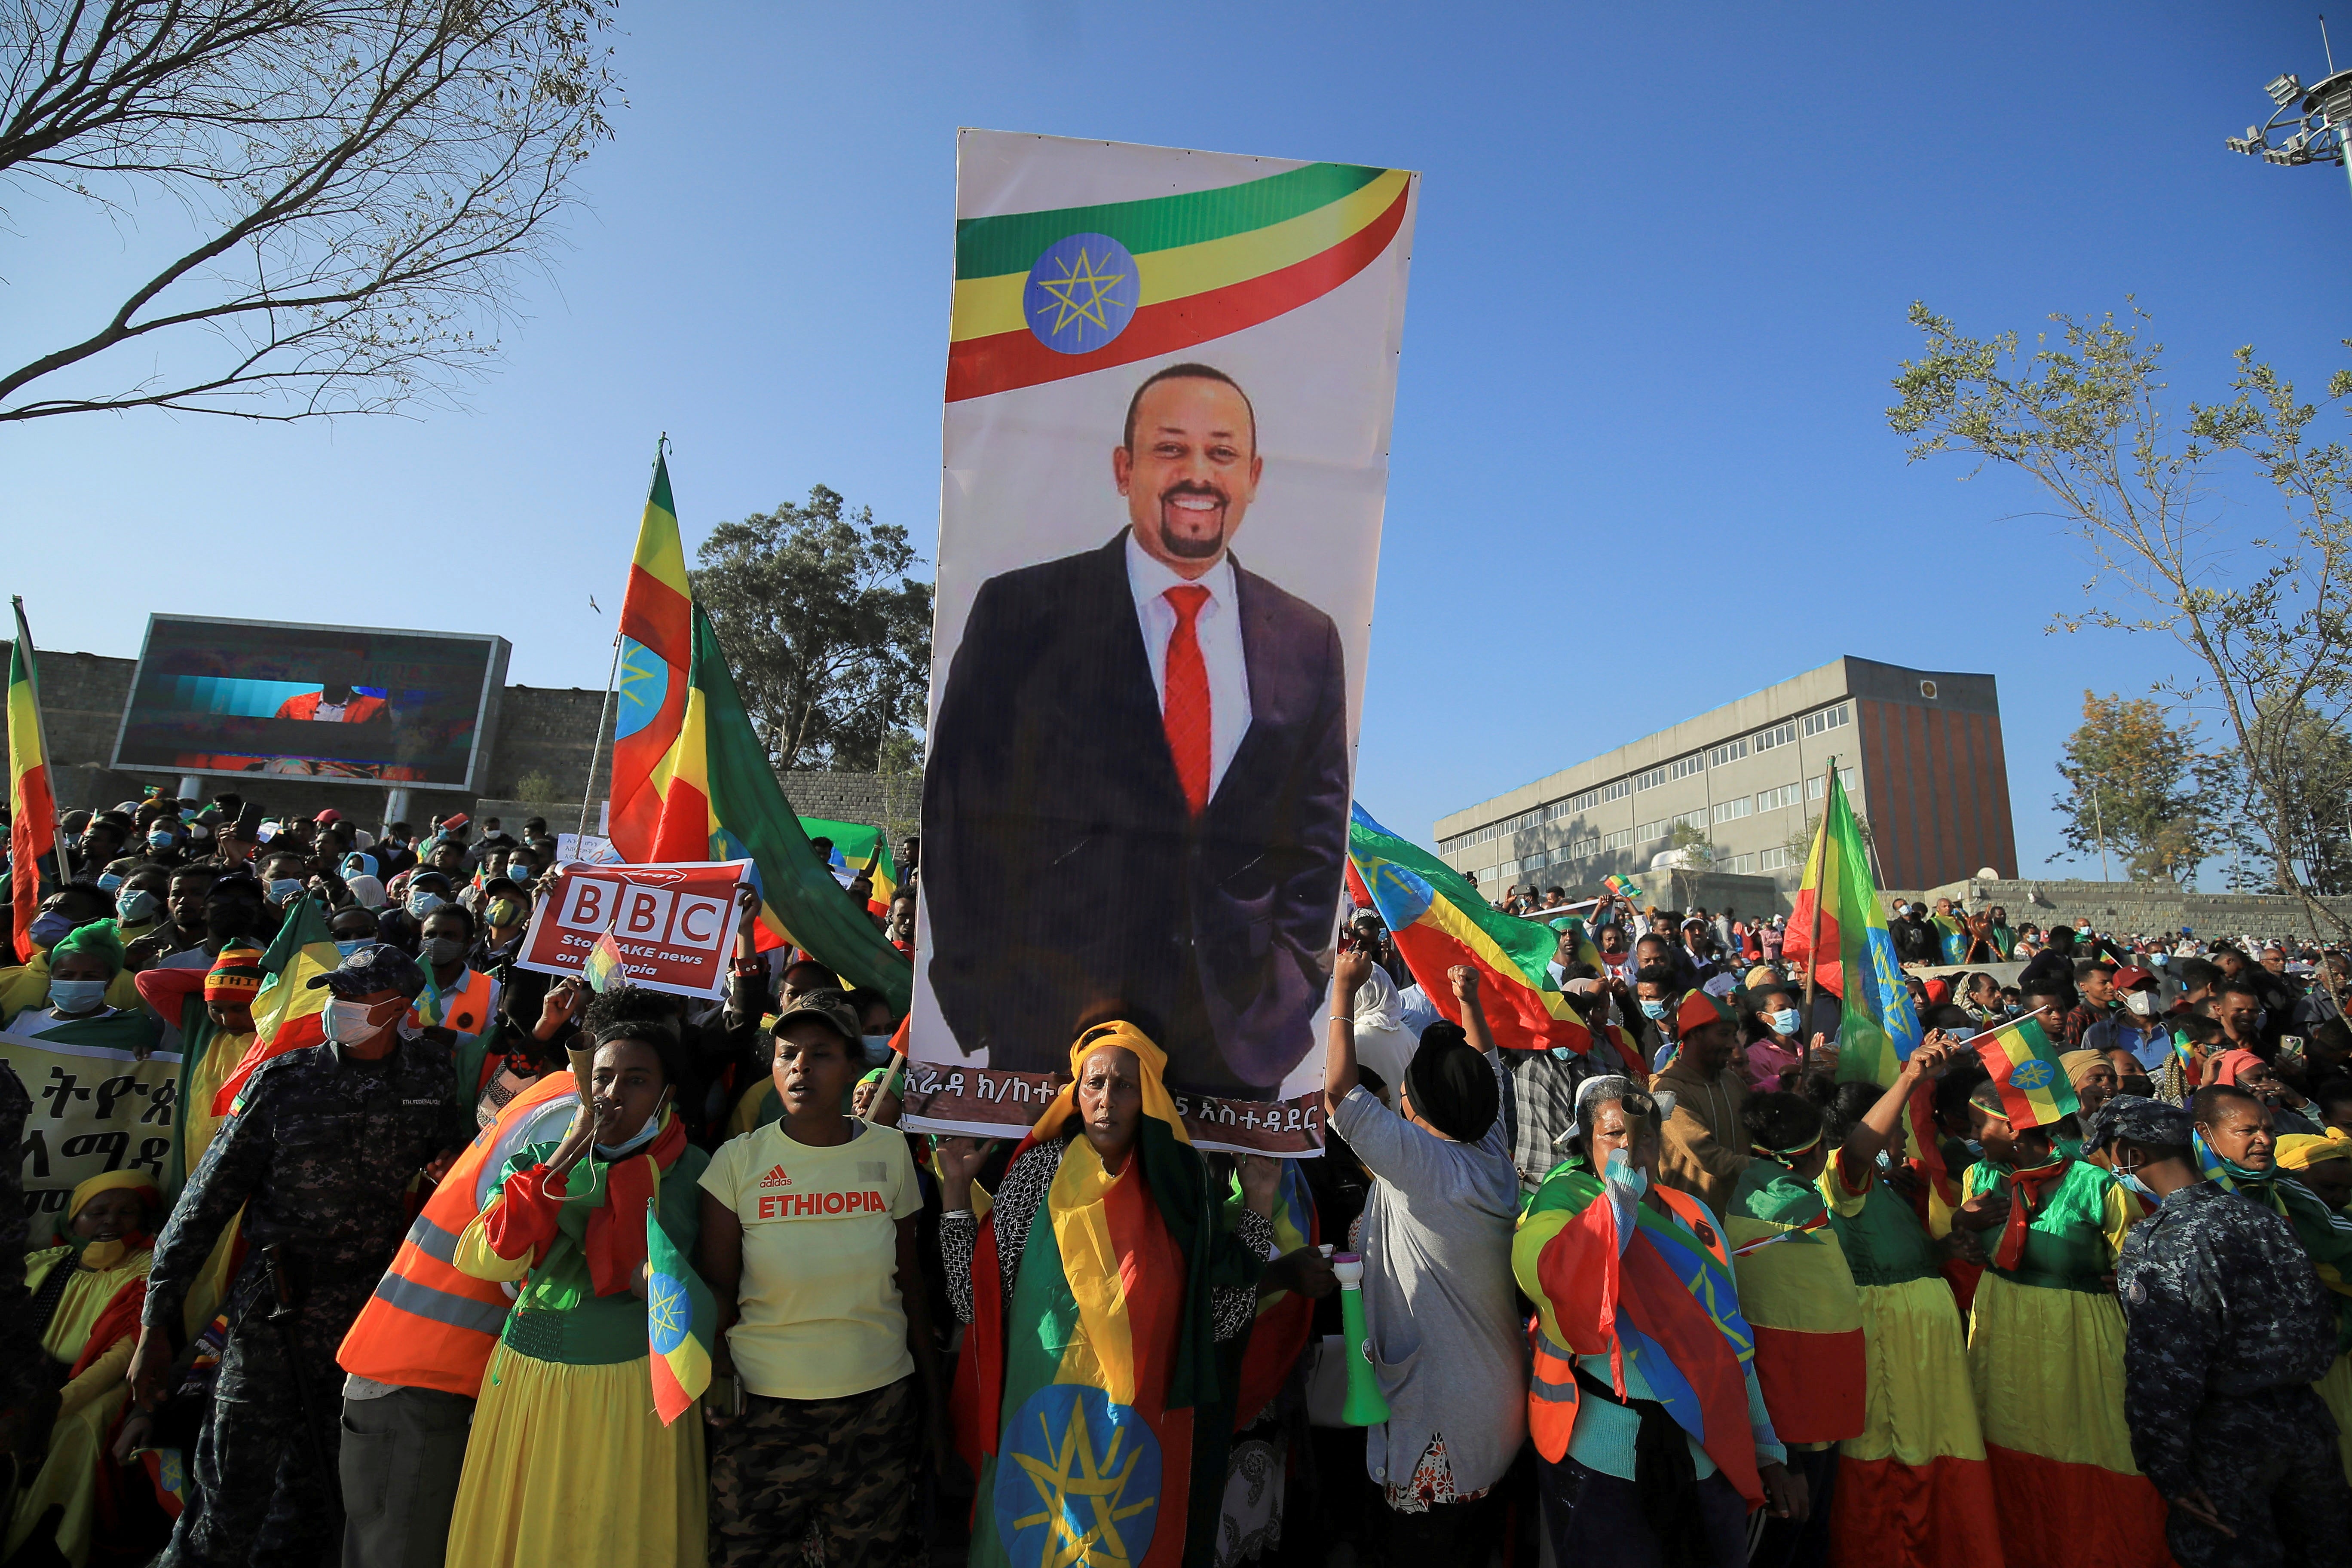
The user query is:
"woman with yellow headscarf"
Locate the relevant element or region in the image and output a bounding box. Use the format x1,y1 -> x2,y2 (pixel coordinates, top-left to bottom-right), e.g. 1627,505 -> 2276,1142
6,1170 -> 161,1566
937,1021 -> 1311,1568
2273,1129 -> 2352,1484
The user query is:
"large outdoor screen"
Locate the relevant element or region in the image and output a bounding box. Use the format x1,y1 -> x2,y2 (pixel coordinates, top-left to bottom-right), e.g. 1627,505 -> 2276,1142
111,616 -> 507,790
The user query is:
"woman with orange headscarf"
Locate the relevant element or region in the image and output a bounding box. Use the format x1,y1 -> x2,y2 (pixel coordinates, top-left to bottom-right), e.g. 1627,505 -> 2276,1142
6,1170 -> 161,1566
938,1021 -> 1317,1568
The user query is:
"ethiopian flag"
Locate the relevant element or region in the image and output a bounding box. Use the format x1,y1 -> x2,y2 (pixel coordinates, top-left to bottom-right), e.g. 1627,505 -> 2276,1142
210,897 -> 341,1114
646,1198 -> 714,1424
948,159 -> 1413,402
609,446 -> 694,864
646,605 -> 911,1011
1975,1016 -> 2078,1132
1346,804 -> 1590,1054
9,599 -> 59,962
1783,764 -> 1921,1090
800,816 -> 900,917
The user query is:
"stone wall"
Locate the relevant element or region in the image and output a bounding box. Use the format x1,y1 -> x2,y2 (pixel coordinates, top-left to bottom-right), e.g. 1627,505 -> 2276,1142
1890,875 -> 2352,946
780,771 -> 922,842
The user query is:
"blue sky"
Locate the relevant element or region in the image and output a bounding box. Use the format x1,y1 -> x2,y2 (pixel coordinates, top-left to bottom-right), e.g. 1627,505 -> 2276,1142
6,1 -> 2345,879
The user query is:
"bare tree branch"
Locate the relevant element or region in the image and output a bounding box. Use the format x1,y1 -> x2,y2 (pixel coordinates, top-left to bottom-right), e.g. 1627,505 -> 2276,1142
0,0 -> 616,422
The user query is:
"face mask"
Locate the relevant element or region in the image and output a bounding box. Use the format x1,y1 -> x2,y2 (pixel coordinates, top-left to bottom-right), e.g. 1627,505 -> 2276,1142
323,997 -> 392,1045
116,889 -> 162,925
49,978 -> 107,1013
486,898 -> 525,928
2125,991 -> 2158,1018
861,1034 -> 895,1067
594,1108 -> 664,1161
1768,1008 -> 1801,1037
335,937 -> 376,959
2113,1158 -> 2160,1204
145,829 -> 175,850
1639,998 -> 1668,1021
267,878 -> 303,906
97,872 -> 124,894
27,911 -> 78,949
424,936 -> 465,966
407,891 -> 445,919
1945,1025 -> 1976,1043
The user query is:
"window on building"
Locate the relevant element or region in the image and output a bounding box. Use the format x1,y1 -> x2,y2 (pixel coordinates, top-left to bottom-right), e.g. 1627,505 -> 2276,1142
1671,808 -> 1708,833
1602,827 -> 1634,851
1567,787 -> 1601,812
1565,836 -> 1600,860
1635,818 -> 1667,843
1805,766 -> 1858,801
1633,766 -> 1668,792
1706,738 -> 1748,767
1759,845 -> 1795,872
1756,782 -> 1802,812
1801,703 -> 1850,738
1601,779 -> 1631,802
1721,853 -> 1755,875
1669,754 -> 1704,781
1754,720 -> 1797,753
1712,797 -> 1751,824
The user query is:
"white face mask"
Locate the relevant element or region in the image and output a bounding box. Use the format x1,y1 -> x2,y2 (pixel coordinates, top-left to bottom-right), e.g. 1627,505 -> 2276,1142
323,997 -> 392,1045
1768,1008 -> 1801,1037
2125,990 -> 2159,1018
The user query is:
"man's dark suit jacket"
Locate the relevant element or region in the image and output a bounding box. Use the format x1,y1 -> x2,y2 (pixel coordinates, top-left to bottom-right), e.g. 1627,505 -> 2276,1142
922,529 -> 1350,1095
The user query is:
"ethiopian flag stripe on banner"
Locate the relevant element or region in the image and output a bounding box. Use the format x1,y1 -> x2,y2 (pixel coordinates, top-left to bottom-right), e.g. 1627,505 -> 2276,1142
644,605 -> 912,1011
1976,1016 -> 2078,1131
948,160 -> 1412,402
1346,804 -> 1589,1055
610,448 -> 694,864
1784,764 -> 1921,1090
8,601 -> 58,963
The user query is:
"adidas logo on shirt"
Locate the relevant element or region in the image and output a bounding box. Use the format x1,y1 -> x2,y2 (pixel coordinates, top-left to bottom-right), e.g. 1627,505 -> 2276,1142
759,1165 -> 793,1190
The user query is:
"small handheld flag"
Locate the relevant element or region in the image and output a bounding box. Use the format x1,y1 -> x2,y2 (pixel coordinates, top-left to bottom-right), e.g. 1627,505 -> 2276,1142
646,1198 -> 714,1424
1602,874 -> 1643,903
583,929 -> 627,994
1974,1016 -> 2079,1132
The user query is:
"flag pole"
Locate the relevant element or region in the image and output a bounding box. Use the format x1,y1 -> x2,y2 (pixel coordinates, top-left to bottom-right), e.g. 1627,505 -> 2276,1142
1798,754 -> 1835,1072
579,631 -> 621,843
11,598 -> 72,895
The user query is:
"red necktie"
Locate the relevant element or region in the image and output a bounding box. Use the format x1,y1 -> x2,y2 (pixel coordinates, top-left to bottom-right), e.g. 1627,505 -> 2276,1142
1162,585 -> 1212,814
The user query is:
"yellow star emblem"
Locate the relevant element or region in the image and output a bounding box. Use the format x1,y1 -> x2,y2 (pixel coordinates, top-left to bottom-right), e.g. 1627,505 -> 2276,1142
1032,247 -> 1129,337
1008,1396 -> 1157,1568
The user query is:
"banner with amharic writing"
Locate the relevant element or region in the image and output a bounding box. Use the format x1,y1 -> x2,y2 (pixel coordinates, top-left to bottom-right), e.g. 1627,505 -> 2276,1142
907,131 -> 1415,1155
2,1015 -> 180,1243
514,859 -> 750,1000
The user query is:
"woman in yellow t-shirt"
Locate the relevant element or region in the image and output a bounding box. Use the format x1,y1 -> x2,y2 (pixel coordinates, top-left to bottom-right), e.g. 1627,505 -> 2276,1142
697,989 -> 940,1568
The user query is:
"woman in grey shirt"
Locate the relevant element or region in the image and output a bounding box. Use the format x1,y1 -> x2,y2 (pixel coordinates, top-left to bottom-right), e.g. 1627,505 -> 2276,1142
1325,949 -> 1529,1566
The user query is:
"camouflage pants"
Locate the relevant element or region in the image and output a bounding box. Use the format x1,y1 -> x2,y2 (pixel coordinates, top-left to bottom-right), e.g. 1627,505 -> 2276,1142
709,1373 -> 920,1568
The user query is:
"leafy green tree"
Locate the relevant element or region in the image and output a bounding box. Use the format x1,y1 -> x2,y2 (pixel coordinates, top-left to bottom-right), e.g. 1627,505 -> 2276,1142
1890,303 -> 2352,937
2199,699 -> 2352,895
691,486 -> 932,773
2051,690 -> 2213,884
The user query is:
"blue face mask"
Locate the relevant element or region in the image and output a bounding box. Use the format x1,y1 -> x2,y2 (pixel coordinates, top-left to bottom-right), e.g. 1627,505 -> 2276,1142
116,888 -> 162,925
268,878 -> 303,906
97,872 -> 124,894
48,977 -> 107,1013
2116,1165 -> 2161,1204
28,911 -> 78,949
146,830 -> 175,850
861,1034 -> 896,1068
335,937 -> 376,959
1768,1008 -> 1801,1036
407,891 -> 445,919
1639,998 -> 1669,1021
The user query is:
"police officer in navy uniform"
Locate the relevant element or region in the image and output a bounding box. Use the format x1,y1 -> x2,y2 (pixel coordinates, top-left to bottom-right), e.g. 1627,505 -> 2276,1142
2097,1093 -> 2352,1567
130,945 -> 473,1567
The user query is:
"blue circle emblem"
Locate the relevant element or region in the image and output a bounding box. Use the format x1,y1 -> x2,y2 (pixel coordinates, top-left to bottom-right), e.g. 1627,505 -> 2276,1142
613,634 -> 671,741
993,1384 -> 1162,1568
1368,859 -> 1436,929
647,1270 -> 690,1355
2008,1058 -> 2055,1092
1024,233 -> 1141,355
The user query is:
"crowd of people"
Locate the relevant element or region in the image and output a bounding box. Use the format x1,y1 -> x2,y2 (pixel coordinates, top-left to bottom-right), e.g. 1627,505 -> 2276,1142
4,794 -> 2352,1568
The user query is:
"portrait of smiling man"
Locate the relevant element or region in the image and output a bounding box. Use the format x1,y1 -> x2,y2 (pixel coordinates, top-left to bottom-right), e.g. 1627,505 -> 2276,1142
922,361 -> 1351,1099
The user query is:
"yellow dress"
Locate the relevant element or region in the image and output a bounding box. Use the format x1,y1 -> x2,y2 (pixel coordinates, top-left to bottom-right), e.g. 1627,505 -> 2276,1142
5,1243 -> 153,1568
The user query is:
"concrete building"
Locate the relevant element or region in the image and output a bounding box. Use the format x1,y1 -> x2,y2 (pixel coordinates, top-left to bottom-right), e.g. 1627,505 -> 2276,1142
1434,656 -> 2018,906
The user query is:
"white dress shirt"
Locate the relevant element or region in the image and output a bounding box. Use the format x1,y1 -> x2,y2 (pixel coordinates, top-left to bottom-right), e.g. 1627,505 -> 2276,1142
1125,530 -> 1253,801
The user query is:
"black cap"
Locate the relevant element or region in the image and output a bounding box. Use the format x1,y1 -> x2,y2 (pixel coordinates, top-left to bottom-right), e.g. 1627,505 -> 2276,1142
306,944 -> 426,1001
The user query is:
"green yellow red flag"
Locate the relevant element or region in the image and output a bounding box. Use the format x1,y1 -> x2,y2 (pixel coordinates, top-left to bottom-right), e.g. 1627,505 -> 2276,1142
1974,1015 -> 2079,1132
609,446 -> 693,863
8,598 -> 61,961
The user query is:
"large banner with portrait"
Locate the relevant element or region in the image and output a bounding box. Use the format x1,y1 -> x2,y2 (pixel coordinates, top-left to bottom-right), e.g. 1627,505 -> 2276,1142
905,131 -> 1416,1155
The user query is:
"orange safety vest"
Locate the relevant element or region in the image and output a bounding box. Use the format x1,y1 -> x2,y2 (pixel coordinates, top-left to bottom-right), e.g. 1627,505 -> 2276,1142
1526,1182 -> 1728,1462
336,1069 -> 578,1394
408,966 -> 499,1037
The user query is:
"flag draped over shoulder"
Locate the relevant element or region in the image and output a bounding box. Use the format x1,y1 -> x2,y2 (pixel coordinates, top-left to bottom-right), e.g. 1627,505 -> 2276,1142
1346,805 -> 1589,1054
800,817 -> 901,916
1514,1168 -> 1764,1504
646,1197 -> 714,1424
9,601 -> 58,962
647,606 -> 910,1011
1228,1161 -> 1315,1430
609,449 -> 694,865
210,898 -> 340,1114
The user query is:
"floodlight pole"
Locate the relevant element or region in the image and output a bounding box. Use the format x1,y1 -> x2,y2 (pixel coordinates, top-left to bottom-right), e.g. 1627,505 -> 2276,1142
2226,64 -> 2352,215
